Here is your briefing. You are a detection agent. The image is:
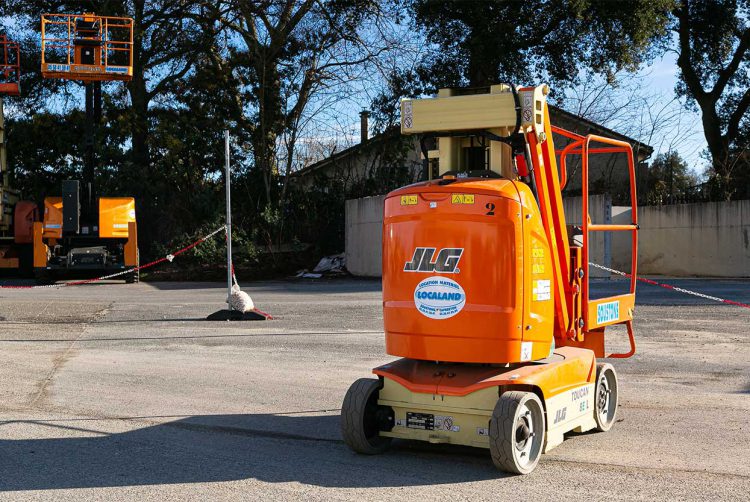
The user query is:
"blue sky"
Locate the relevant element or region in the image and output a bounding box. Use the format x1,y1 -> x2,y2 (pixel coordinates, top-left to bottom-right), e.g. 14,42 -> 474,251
636,54 -> 706,172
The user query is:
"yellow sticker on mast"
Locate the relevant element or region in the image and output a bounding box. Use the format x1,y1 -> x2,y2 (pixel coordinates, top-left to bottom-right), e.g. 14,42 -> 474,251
451,194 -> 475,204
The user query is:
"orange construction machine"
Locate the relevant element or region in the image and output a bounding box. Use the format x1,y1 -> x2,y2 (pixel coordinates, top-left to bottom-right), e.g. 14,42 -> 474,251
35,13 -> 138,283
341,84 -> 638,474
1,35 -> 37,273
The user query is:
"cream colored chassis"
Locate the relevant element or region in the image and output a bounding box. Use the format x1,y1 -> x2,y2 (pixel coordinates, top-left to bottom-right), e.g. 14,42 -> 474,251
378,377 -> 596,453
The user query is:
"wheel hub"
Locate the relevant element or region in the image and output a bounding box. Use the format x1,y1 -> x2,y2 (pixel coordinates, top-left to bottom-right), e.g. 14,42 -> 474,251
598,377 -> 611,419
515,419 -> 531,449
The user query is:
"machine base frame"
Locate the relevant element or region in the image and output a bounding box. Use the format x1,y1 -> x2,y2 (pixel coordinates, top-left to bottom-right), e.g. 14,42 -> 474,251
373,346 -> 598,453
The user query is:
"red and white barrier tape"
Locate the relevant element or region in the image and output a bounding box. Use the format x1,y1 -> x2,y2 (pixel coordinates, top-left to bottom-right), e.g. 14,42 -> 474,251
588,262 -> 750,309
0,226 -> 227,289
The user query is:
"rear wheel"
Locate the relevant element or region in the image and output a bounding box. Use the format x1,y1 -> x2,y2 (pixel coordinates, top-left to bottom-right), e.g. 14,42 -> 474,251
594,363 -> 618,432
489,391 -> 545,475
34,270 -> 56,285
341,378 -> 393,454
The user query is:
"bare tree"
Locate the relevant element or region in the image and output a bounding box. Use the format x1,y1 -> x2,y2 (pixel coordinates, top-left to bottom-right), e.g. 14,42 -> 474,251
207,0 -> 399,216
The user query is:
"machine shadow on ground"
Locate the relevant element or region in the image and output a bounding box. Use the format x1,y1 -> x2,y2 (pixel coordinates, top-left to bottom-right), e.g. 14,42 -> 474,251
0,413 -> 505,491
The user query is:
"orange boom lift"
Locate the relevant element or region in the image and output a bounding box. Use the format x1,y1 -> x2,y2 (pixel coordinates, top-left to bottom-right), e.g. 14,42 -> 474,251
35,13 -> 138,283
341,84 -> 638,474
1,35 -> 37,273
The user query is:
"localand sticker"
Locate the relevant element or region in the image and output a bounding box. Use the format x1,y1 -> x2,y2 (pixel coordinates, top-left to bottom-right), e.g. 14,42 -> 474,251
532,279 -> 551,301
520,341 -> 533,361
596,300 -> 620,324
476,427 -> 489,436
414,276 -> 466,319
400,195 -> 418,206
451,194 -> 475,204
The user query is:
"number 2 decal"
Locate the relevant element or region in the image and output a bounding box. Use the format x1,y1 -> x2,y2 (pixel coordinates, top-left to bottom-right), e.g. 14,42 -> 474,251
485,202 -> 495,216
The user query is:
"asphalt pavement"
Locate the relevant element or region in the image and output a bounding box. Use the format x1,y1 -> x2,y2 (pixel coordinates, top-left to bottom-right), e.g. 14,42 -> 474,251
0,277 -> 748,500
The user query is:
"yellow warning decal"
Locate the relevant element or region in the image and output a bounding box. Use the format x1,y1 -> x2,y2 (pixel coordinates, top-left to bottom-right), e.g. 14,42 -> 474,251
400,195 -> 418,206
451,194 -> 475,204
532,246 -> 546,274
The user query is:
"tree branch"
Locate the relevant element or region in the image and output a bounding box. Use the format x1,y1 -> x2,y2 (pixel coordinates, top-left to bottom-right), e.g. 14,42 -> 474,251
711,27 -> 750,98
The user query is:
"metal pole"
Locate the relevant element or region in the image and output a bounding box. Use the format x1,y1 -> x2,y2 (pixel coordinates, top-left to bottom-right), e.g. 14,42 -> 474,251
225,130 -> 232,303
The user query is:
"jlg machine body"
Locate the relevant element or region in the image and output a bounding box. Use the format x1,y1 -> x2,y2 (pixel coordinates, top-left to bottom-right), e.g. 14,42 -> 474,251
35,13 -> 138,282
341,84 -> 638,474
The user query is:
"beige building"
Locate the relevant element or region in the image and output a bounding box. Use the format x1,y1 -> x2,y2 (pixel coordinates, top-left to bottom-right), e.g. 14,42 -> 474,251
294,106 -> 653,202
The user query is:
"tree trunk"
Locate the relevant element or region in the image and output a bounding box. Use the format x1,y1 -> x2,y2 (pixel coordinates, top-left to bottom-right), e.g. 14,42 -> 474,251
127,0 -> 150,193
252,58 -> 283,208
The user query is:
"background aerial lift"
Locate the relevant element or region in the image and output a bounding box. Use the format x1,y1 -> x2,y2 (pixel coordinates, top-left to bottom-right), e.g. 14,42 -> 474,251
0,34 -> 37,273
35,13 -> 138,283
341,84 -> 638,474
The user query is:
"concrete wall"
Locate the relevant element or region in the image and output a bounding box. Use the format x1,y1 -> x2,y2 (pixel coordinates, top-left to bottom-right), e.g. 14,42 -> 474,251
612,200 -> 750,277
346,194 -> 750,278
562,194 -> 611,278
345,196 -> 385,277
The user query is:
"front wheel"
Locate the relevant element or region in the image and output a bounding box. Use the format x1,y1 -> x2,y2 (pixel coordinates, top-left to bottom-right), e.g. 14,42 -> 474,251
489,391 -> 546,475
594,363 -> 619,432
341,378 -> 392,454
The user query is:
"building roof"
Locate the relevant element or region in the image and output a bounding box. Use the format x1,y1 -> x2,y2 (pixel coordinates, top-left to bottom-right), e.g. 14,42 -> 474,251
295,105 -> 654,178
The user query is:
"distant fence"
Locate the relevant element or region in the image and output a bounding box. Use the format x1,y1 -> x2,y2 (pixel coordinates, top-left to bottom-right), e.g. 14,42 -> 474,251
345,195 -> 750,278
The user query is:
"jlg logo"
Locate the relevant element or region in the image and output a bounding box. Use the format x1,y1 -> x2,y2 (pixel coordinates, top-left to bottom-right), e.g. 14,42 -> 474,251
404,247 -> 464,274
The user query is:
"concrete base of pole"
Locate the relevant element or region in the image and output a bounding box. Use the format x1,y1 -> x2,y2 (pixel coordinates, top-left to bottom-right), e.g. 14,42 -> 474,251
206,309 -> 271,321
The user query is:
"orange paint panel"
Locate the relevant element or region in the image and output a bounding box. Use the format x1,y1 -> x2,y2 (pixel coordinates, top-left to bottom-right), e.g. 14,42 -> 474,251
99,197 -> 135,238
382,178 -> 554,364
373,347 -> 595,400
124,221 -> 138,266
42,197 -> 63,239
33,221 -> 47,267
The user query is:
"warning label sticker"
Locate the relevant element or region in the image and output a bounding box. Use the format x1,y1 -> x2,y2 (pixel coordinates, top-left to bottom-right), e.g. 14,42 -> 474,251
402,100 -> 413,129
435,415 -> 460,432
532,279 -> 551,301
400,195 -> 418,206
451,194 -> 475,204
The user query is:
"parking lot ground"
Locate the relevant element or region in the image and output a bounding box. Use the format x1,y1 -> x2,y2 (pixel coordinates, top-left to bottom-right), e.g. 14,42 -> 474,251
1,278 -> 749,500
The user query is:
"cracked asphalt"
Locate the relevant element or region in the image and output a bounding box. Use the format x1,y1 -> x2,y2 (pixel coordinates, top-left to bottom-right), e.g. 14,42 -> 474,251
0,278 -> 748,500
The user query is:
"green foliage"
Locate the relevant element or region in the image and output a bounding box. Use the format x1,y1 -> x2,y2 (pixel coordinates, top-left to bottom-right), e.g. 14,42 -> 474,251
2,0 -> 749,283
670,0 -> 750,199
644,151 -> 701,204
409,0 -> 674,89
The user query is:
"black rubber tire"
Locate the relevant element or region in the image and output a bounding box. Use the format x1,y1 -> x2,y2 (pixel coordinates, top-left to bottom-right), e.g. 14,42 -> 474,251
489,391 -> 546,475
34,270 -> 56,285
594,363 -> 619,432
341,378 -> 392,455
